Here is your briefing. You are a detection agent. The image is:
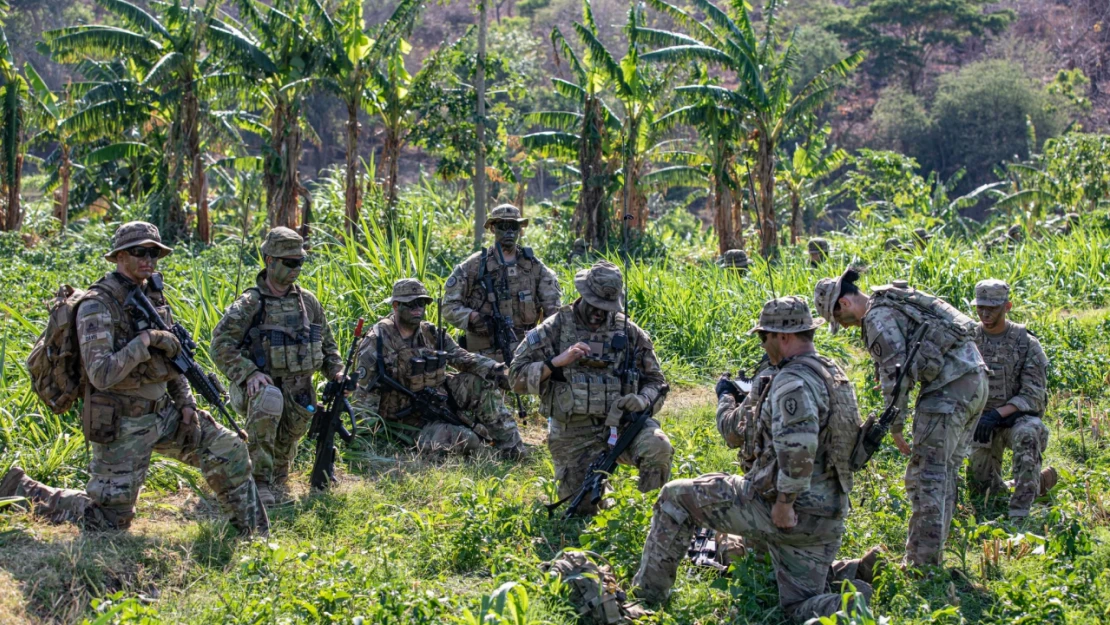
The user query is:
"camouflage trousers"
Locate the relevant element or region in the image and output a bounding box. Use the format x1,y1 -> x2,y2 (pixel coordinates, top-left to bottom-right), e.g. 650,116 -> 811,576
904,370 -> 988,567
967,415 -> 1049,517
632,474 -> 870,623
407,372 -> 524,457
548,416 -> 672,516
231,378 -> 315,486
8,400 -> 263,533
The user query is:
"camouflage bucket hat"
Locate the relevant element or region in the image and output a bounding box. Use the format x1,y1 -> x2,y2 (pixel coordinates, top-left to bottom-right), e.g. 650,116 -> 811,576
386,278 -> 432,304
883,237 -> 903,251
717,249 -> 750,268
261,227 -> 306,259
808,238 -> 830,254
750,296 -> 824,335
913,227 -> 932,241
104,221 -> 173,260
971,279 -> 1010,307
574,261 -> 624,312
484,204 -> 530,229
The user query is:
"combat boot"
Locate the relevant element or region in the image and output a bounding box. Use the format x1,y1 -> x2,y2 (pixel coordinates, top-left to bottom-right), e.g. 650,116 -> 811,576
0,465 -> 27,498
1039,467 -> 1058,496
856,546 -> 884,584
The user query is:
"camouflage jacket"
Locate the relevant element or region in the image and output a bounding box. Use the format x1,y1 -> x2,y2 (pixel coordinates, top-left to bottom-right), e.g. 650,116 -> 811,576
211,270 -> 343,389
718,352 -> 859,518
507,304 -> 665,425
973,322 -> 1048,416
350,315 -> 501,424
442,246 -> 562,354
862,303 -> 983,433
76,271 -> 194,408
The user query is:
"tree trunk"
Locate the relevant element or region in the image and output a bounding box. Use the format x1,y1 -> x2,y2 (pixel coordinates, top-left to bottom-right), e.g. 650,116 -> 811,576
344,99 -> 361,236
576,96 -> 607,249
383,125 -> 401,237
55,145 -> 70,228
712,177 -> 731,257
4,153 -> 22,232
757,133 -> 778,259
789,188 -> 801,246
265,97 -> 303,229
182,80 -> 209,244
472,0 -> 488,249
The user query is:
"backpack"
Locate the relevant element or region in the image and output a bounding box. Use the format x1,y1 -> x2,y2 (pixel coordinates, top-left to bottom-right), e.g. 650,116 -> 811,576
26,284 -> 95,414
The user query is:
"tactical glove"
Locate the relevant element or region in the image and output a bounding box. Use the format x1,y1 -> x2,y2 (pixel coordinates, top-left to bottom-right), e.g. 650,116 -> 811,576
616,393 -> 650,412
488,363 -> 511,391
715,376 -> 744,402
974,409 -> 1003,444
147,330 -> 182,358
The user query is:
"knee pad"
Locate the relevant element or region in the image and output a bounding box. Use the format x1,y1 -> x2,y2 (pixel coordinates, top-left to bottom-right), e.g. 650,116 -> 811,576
251,385 -> 284,420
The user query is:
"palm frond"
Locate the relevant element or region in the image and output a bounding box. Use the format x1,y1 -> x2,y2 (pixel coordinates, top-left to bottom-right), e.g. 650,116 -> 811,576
83,141 -> 150,165
94,0 -> 170,39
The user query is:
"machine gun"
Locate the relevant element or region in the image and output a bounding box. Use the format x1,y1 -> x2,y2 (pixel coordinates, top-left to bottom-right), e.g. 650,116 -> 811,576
308,318 -> 364,491
850,324 -> 928,470
545,385 -> 669,519
126,274 -> 247,441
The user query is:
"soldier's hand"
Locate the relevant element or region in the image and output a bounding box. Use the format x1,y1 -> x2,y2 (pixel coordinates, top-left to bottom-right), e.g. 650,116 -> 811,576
468,311 -> 487,333
179,406 -> 202,448
892,432 -> 912,456
974,409 -> 1002,444
553,342 -> 592,368
246,371 -> 274,397
715,375 -> 743,402
146,329 -> 181,358
771,500 -> 797,530
490,364 -> 511,390
616,393 -> 650,412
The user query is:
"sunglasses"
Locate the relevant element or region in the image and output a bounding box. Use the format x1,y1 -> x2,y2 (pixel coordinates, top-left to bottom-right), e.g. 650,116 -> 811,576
123,246 -> 161,259
279,257 -> 305,269
398,299 -> 430,309
757,331 -> 770,344
495,222 -> 522,233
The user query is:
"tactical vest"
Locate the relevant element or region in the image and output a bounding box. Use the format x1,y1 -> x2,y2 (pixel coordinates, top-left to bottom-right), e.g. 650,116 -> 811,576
245,287 -> 325,377
974,323 -> 1035,413
542,307 -> 639,425
465,247 -> 542,351
747,355 -> 860,501
373,321 -> 448,422
868,284 -> 978,383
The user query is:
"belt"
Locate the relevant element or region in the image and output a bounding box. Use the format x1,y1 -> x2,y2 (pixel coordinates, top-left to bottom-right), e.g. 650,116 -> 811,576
123,394 -> 171,418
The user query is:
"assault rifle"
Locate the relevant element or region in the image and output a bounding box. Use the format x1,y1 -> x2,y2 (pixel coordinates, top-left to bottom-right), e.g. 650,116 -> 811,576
126,274 -> 247,441
545,385 -> 669,519
849,323 -> 928,470
478,254 -> 529,426
687,527 -> 727,572
308,318 -> 364,491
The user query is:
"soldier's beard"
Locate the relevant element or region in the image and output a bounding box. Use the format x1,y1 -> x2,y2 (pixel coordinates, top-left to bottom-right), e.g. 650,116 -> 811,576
267,262 -> 300,290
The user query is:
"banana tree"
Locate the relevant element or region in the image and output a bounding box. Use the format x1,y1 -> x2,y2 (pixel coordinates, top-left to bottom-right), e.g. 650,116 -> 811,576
641,0 -> 862,258
0,4 -> 27,232
23,64 -> 80,228
777,125 -> 847,245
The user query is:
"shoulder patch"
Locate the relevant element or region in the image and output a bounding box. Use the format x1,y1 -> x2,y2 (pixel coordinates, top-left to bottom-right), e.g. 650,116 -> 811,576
527,328 -> 542,345
785,397 -> 798,415
870,342 -> 883,358
446,276 -> 458,288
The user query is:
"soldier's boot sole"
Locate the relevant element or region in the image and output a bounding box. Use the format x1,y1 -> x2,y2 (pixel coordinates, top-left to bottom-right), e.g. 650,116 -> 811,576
0,465 -> 27,498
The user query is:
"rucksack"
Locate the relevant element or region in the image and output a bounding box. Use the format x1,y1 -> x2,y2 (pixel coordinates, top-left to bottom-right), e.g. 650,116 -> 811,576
26,284 -> 95,414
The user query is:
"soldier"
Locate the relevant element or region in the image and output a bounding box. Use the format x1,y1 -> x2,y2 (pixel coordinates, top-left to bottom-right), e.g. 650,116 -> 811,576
508,261 -> 672,515
718,249 -> 751,272
883,237 -> 905,252
568,238 -> 588,264
211,227 -> 345,505
912,227 -> 932,249
967,279 -> 1057,518
814,269 -> 987,567
807,238 -> 830,267
0,222 -> 264,534
350,279 -> 525,458
632,297 -> 873,622
443,204 -> 562,362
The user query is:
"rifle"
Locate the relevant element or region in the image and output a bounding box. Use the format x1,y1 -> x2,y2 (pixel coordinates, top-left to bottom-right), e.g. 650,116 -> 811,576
478,253 -> 529,426
849,323 -> 929,470
372,333 -> 495,444
545,385 -> 669,519
687,527 -> 727,572
308,318 -> 364,491
126,274 -> 247,441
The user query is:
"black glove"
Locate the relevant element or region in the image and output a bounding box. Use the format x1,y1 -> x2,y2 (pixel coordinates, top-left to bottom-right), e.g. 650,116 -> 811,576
715,376 -> 743,402
998,411 -> 1024,429
974,409 -> 1003,444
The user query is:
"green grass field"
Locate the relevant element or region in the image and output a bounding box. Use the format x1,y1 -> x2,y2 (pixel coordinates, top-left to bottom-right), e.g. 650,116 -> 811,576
3,199 -> 1110,624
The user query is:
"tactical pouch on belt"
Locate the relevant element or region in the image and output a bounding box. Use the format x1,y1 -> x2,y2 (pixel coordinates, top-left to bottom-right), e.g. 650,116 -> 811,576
407,357 -> 426,392
269,330 -> 289,370
81,390 -> 123,444
309,323 -> 324,368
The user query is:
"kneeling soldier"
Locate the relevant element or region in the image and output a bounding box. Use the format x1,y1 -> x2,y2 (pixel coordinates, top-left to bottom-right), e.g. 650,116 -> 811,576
2,222 -> 264,534
632,297 -> 871,622
351,279 -> 525,458
968,279 -> 1057,517
508,260 -> 673,516
211,227 -> 345,505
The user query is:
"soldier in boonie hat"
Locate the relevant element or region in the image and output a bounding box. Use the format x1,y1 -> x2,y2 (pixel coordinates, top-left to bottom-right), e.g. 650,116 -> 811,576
484,204 -> 530,229
970,279 -> 1009,308
749,296 -> 824,335
261,227 -> 307,259
103,221 -> 173,261
385,278 -> 433,305
574,260 -> 624,313
808,238 -> 830,267
717,249 -> 751,271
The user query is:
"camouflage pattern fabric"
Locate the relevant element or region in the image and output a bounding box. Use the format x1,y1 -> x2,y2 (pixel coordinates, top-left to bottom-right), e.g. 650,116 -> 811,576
212,270 -> 343,485
541,550 -> 648,624
967,415 -> 1050,515
349,316 -> 524,456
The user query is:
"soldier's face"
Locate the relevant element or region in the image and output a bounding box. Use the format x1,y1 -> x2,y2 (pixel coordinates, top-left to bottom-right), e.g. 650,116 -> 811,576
832,296 -> 863,327
977,303 -> 1010,329
117,246 -> 159,281
394,299 -> 427,327
266,256 -> 302,288
580,300 -> 608,329
494,222 -> 521,250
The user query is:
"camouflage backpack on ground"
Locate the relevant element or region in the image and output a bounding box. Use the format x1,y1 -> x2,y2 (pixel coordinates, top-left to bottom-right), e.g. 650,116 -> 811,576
26,284 -> 94,414
541,550 -> 649,624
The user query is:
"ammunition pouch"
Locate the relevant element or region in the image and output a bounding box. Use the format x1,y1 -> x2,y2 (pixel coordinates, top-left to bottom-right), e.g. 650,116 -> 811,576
81,390 -> 123,444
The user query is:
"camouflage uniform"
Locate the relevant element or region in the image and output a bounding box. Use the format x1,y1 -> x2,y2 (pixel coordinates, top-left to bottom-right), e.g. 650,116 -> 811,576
508,261 -> 672,515
883,237 -> 907,253
442,204 -> 562,361
967,280 -> 1052,517
808,238 -> 830,267
815,274 -> 988,567
1,222 -> 263,533
633,298 -> 870,622
568,238 -> 588,264
350,279 -> 524,457
912,227 -> 932,249
541,551 -> 649,624
211,228 -> 343,491
717,249 -> 751,272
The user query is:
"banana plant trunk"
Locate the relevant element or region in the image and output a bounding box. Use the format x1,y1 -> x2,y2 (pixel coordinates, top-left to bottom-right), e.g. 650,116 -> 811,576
183,85 -> 209,245
382,125 -> 401,237
757,133 -> 778,259
711,142 -> 735,256
472,0 -> 488,249
266,98 -> 304,229
576,96 -> 607,249
344,100 -> 361,236
789,187 -> 801,246
54,144 -> 70,228
3,153 -> 21,232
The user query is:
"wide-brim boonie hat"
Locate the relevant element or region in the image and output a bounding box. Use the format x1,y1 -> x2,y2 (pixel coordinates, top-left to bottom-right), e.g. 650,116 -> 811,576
574,261 -> 623,312
104,221 -> 173,260
749,296 -> 824,334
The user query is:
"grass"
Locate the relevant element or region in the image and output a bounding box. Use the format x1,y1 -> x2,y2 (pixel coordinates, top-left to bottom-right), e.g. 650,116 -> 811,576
2,184 -> 1110,623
